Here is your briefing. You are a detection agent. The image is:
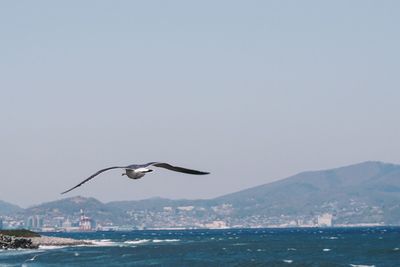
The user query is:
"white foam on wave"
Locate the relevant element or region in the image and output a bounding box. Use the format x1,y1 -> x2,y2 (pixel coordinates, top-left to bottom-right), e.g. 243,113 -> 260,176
283,259 -> 293,263
349,264 -> 375,267
124,239 -> 150,245
321,236 -> 339,240
287,248 -> 296,251
39,245 -> 67,250
90,240 -> 118,246
232,243 -> 247,246
25,254 -> 40,262
152,239 -> 180,243
323,248 -> 331,252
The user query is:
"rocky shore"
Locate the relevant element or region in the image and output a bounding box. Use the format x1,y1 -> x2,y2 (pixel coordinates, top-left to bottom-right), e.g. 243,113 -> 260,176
1,232 -> 92,249
0,234 -> 38,249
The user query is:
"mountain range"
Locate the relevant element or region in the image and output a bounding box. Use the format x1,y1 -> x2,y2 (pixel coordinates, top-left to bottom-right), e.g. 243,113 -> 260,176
1,161 -> 400,227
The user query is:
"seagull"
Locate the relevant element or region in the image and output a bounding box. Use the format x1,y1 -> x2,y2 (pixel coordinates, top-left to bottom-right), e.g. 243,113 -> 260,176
61,162 -> 209,194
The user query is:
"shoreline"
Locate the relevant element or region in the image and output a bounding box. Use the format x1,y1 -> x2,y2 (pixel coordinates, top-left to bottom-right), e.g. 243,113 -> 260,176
1,233 -> 93,250
30,236 -> 92,247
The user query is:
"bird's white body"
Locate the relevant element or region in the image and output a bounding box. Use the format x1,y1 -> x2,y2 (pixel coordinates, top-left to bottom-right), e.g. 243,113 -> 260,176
124,168 -> 152,179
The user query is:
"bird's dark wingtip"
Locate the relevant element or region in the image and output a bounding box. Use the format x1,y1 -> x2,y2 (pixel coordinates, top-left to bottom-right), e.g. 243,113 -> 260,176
60,189 -> 72,194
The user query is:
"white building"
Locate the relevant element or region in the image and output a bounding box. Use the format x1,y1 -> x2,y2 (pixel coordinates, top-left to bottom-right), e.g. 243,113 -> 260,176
317,213 -> 333,227
177,206 -> 194,211
26,215 -> 43,230
205,220 -> 228,229
79,209 -> 93,231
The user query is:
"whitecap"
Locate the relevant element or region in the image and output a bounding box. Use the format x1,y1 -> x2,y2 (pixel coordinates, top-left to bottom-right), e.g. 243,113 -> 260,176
349,264 -> 375,267
283,259 -> 293,263
232,243 -> 247,246
393,247 -> 399,251
322,236 -> 338,240
39,245 -> 67,249
287,248 -> 296,251
152,239 -> 180,243
90,240 -> 118,246
24,254 -> 41,262
322,248 -> 331,252
124,239 -> 150,245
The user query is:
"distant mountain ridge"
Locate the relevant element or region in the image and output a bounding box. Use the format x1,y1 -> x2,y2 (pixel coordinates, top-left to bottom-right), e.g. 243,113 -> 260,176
0,200 -> 22,215
1,161 -> 400,227
214,161 -> 400,224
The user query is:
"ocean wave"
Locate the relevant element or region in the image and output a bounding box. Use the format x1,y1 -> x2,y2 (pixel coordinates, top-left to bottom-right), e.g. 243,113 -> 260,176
349,265 -> 375,267
152,239 -> 180,243
124,239 -> 150,245
232,243 -> 247,246
89,240 -> 119,246
0,249 -> 41,256
283,259 -> 293,263
38,245 -> 67,250
322,236 -> 339,240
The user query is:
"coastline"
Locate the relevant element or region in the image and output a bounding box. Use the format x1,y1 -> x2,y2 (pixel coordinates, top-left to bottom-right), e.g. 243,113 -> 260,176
30,236 -> 92,247
1,230 -> 92,249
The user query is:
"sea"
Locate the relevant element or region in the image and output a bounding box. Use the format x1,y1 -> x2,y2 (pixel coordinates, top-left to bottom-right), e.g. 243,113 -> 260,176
0,227 -> 399,267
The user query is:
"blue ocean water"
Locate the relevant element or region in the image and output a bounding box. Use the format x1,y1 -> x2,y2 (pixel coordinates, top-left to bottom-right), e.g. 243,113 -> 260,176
0,227 -> 399,267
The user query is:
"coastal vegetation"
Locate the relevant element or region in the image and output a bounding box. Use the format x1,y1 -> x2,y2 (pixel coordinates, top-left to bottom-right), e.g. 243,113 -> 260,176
0,229 -> 40,237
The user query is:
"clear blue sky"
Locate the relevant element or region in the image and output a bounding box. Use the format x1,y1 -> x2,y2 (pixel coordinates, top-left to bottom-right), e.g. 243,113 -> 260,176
1,1 -> 399,207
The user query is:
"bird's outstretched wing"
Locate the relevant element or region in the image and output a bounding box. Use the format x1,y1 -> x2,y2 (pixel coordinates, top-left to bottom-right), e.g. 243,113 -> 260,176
150,162 -> 210,175
61,166 -> 126,194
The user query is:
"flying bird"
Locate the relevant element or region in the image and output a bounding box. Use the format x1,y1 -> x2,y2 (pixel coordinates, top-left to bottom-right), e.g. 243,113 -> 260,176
61,162 -> 209,194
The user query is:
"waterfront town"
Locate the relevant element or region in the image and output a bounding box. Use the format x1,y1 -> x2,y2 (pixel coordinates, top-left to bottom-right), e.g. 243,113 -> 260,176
0,206 -> 382,232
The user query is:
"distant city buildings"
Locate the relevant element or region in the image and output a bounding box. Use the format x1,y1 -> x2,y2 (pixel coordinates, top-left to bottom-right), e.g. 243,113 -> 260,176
26,215 -> 43,230
0,200 -> 387,231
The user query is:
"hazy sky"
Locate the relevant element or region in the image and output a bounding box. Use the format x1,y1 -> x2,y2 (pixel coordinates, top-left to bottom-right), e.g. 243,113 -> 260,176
1,1 -> 399,207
